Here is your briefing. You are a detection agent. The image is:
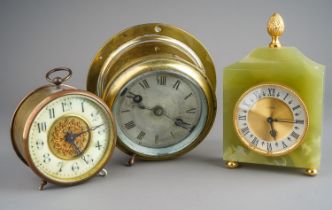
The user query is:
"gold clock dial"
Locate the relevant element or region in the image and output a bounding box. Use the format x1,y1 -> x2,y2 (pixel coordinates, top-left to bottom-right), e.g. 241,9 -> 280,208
234,84 -> 309,156
48,116 -> 90,160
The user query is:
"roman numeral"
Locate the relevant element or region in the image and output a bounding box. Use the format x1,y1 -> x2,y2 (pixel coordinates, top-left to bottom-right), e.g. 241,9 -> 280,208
186,108 -> 197,114
267,142 -> 272,152
253,91 -> 261,99
48,108 -> 55,119
292,105 -> 301,111
268,88 -> 276,97
37,122 -> 47,133
121,109 -> 131,113
120,88 -> 128,96
124,121 -> 136,129
243,101 -> 250,108
155,135 -> 159,144
173,80 -> 181,90
282,141 -> 288,148
157,75 -> 166,85
251,137 -> 259,146
295,119 -> 304,124
184,92 -> 193,100
283,93 -> 289,100
238,115 -> 246,120
81,101 -> 85,112
170,131 -> 175,139
137,131 -> 146,140
291,131 -> 300,139
241,127 -> 249,135
139,80 -> 150,89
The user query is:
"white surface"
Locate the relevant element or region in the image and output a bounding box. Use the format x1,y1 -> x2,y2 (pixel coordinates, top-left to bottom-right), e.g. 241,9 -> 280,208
1,0 -> 331,210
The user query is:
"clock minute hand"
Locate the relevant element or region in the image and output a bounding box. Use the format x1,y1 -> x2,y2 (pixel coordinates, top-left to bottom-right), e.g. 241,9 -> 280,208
74,123 -> 105,137
273,119 -> 299,123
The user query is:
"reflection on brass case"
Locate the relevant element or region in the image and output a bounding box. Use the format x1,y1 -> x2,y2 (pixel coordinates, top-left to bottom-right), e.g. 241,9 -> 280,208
11,68 -> 117,190
87,23 -> 217,162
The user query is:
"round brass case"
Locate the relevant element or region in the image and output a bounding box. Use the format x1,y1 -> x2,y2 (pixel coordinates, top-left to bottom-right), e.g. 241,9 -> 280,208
11,69 -> 117,187
87,23 -> 217,160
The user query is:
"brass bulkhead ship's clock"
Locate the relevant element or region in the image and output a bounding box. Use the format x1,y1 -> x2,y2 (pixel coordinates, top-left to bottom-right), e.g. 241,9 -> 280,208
87,23 -> 217,165
11,68 -> 117,190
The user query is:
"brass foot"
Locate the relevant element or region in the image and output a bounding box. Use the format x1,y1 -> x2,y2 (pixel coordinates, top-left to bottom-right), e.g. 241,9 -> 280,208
127,154 -> 136,167
39,180 -> 48,191
305,168 -> 318,176
98,168 -> 108,177
225,161 -> 239,169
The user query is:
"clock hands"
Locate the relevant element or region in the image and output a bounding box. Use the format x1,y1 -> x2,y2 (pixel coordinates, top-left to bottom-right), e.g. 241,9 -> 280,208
140,105 -> 191,130
127,91 -> 143,103
67,123 -> 105,140
64,123 -> 104,163
265,117 -> 304,140
266,117 -> 277,140
128,93 -> 192,130
174,118 -> 191,130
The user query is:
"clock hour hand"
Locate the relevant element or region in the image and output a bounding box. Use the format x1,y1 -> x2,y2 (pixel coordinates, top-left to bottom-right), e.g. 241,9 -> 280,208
127,91 -> 143,103
64,132 -> 82,152
267,117 -> 277,140
64,131 -> 89,163
174,118 -> 191,130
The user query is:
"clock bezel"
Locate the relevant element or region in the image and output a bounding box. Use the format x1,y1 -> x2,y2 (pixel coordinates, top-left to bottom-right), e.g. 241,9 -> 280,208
103,58 -> 217,160
233,83 -> 309,157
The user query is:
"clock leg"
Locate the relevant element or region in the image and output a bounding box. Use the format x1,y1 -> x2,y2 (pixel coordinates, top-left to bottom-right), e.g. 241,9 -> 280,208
98,168 -> 108,177
39,180 -> 48,191
305,168 -> 318,176
127,154 -> 137,167
225,161 -> 239,169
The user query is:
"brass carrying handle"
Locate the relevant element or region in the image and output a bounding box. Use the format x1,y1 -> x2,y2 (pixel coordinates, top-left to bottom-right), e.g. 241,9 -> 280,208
46,67 -> 72,85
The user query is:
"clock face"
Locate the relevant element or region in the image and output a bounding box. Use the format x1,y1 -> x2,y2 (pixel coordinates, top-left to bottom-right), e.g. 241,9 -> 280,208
234,84 -> 309,156
28,94 -> 113,183
113,70 -> 208,157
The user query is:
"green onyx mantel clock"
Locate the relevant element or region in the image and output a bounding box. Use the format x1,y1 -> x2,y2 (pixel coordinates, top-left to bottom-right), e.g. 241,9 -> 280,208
223,13 -> 325,176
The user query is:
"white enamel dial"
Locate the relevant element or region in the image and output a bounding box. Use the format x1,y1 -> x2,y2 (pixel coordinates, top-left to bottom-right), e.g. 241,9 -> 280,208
234,84 -> 309,156
28,94 -> 112,183
113,70 -> 208,157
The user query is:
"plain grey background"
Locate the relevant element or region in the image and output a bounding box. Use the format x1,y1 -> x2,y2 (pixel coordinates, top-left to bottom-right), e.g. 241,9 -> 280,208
0,0 -> 331,210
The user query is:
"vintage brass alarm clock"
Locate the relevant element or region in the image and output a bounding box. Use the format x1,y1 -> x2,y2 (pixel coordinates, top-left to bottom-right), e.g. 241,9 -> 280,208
11,68 -> 116,190
223,13 -> 325,175
87,23 -> 217,165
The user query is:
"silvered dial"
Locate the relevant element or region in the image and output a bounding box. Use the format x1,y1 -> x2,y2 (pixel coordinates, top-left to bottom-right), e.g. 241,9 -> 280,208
113,70 -> 208,156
